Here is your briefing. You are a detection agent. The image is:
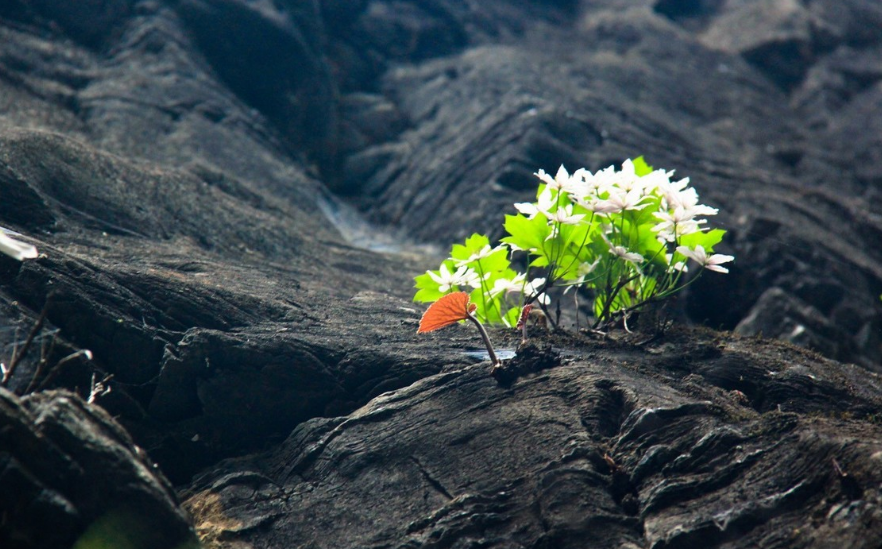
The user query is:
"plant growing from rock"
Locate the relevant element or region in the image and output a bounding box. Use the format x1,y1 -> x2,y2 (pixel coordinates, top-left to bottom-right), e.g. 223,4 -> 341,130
418,291 -> 501,370
415,157 -> 733,339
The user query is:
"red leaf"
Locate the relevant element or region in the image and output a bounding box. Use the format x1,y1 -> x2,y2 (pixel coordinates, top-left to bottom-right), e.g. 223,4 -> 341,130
418,292 -> 475,333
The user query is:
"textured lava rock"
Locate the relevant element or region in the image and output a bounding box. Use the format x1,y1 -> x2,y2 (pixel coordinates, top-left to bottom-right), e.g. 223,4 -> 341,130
1,1 -> 882,547
181,328 -> 882,548
0,387 -> 198,549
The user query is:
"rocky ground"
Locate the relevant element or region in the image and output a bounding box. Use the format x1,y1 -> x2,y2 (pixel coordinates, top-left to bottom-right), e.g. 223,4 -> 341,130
1,1 -> 881,548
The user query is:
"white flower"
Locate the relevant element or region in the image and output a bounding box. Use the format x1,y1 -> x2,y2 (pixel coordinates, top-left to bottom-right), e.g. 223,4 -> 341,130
489,273 -> 527,298
428,264 -> 479,292
656,177 -> 691,208
544,203 -> 585,226
577,257 -> 601,277
570,168 -> 592,196
665,253 -> 688,273
663,186 -> 695,211
580,196 -> 623,214
639,169 -> 674,196
454,244 -> 505,267
608,244 -> 644,265
585,164 -> 618,192
652,206 -> 705,241
524,277 -> 550,305
676,245 -> 734,273
514,188 -> 555,219
611,158 -> 641,192
599,230 -> 643,265
535,165 -> 581,194
603,187 -> 651,212
0,230 -> 38,261
658,183 -> 717,217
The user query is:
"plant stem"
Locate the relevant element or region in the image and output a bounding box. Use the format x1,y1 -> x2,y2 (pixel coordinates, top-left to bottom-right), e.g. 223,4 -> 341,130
2,307 -> 47,388
593,273 -> 639,329
466,311 -> 500,367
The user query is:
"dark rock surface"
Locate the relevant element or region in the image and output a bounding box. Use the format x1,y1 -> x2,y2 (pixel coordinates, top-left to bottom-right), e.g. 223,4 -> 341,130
0,0 -> 881,547
0,387 -> 198,549
183,329 -> 882,548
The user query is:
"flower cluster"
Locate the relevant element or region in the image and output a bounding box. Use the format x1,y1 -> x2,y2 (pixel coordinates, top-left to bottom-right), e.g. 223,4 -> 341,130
414,157 -> 733,329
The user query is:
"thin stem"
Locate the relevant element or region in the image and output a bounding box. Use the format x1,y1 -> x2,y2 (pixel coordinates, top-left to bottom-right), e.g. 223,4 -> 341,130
556,211 -> 596,281
466,311 -> 500,367
473,260 -> 498,323
32,349 -> 93,393
2,307 -> 47,387
593,273 -> 640,329
595,270 -> 705,330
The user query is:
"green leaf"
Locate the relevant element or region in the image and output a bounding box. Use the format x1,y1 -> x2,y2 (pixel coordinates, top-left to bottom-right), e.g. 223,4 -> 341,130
414,270 -> 445,303
501,214 -> 550,253
451,233 -> 491,263
633,156 -> 654,177
414,287 -> 444,303
679,228 -> 726,252
552,252 -> 583,280
626,195 -> 662,226
470,286 -> 505,324
475,246 -> 510,273
530,256 -> 549,268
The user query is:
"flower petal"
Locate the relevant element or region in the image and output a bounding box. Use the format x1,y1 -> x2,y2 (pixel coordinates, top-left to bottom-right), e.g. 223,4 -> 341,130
0,232 -> 38,261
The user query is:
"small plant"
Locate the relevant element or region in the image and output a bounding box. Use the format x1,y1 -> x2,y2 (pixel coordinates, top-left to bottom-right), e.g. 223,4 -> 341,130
418,291 -> 501,370
415,157 -> 733,341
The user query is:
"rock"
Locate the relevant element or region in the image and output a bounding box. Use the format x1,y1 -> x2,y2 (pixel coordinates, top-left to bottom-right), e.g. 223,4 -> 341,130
734,287 -> 853,361
700,0 -> 836,92
1,1 -> 882,547
175,0 -> 339,171
29,0 -> 132,47
0,387 -> 198,549
182,328 -> 882,548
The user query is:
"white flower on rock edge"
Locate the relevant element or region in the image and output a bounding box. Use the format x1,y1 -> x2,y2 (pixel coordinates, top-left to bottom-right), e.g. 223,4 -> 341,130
0,230 -> 38,261
676,245 -> 734,273
428,264 -> 479,292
